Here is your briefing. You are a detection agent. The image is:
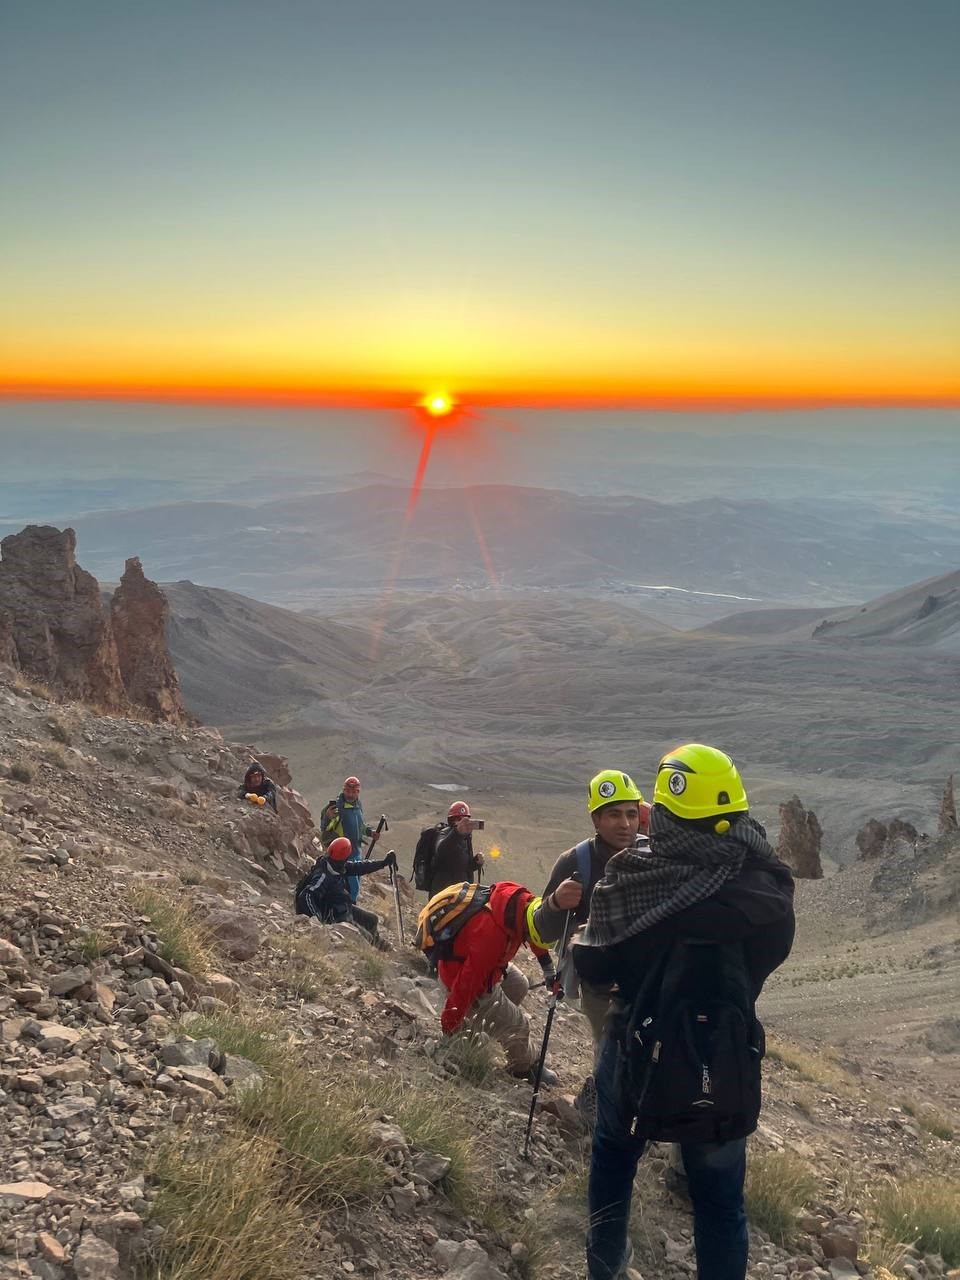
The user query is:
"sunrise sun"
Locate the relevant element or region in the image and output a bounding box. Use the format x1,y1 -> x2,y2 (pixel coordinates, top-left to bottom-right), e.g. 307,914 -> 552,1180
422,391 -> 454,417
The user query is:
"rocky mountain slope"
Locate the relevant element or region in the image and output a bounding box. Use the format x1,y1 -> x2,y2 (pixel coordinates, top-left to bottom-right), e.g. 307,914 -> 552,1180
813,569 -> 960,653
2,668 -> 959,1280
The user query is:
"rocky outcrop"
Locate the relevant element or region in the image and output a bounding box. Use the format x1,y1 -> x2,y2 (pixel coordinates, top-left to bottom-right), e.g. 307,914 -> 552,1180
109,557 -> 190,724
939,773 -> 958,835
0,526 -> 190,723
776,795 -> 823,878
855,818 -> 888,860
0,526 -> 126,711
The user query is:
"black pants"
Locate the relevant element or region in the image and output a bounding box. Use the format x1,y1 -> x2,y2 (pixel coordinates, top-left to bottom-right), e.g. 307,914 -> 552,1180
351,904 -> 380,942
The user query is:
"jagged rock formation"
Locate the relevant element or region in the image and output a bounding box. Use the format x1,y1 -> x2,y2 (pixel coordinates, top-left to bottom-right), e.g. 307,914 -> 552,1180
776,795 -> 823,878
856,816 -> 920,861
939,773 -> 958,835
0,526 -> 190,724
109,558 -> 190,724
0,526 -> 126,711
855,818 -> 887,860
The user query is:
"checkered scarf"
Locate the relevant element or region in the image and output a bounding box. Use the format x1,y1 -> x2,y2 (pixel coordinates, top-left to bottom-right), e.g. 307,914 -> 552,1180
579,807 -> 776,948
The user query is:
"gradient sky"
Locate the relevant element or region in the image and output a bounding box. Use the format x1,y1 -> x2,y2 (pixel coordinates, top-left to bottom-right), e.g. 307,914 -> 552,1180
2,0 -> 958,407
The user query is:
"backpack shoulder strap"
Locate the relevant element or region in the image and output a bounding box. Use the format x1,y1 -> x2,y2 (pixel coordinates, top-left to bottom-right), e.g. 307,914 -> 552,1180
573,839 -> 593,886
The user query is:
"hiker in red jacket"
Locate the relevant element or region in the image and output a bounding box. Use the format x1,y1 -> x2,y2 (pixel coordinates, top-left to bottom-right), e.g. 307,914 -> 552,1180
438,878 -> 582,1085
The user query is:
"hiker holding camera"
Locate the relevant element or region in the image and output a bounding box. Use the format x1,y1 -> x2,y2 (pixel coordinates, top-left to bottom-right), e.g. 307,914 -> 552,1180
424,800 -> 486,899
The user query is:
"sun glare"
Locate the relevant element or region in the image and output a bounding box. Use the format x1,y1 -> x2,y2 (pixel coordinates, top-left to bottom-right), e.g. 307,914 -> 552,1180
423,391 -> 454,417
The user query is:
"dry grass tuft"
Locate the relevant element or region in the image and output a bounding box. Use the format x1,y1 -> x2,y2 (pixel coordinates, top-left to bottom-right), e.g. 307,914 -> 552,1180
10,673 -> 56,701
871,1177 -> 960,1266
434,1027 -> 497,1086
8,760 -> 34,784
188,1008 -> 287,1076
745,1149 -> 818,1244
361,1076 -> 483,1213
276,935 -> 338,1000
765,1035 -> 858,1094
39,744 -> 69,769
46,717 -> 72,744
134,889 -> 214,974
141,1134 -> 309,1280
79,927 -> 108,961
898,1098 -> 955,1141
237,1066 -> 385,1207
357,949 -> 386,986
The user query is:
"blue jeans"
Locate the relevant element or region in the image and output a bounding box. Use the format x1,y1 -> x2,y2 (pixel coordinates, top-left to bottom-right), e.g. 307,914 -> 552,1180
587,1035 -> 748,1280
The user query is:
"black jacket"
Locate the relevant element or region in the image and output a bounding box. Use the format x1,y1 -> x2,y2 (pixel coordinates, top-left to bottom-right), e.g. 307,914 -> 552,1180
542,835 -> 621,928
573,856 -> 795,1005
427,827 -> 480,898
296,854 -> 391,924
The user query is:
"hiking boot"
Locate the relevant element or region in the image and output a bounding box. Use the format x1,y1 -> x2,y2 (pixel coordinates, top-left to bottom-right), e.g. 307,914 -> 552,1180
509,1064 -> 559,1088
574,1073 -> 598,1132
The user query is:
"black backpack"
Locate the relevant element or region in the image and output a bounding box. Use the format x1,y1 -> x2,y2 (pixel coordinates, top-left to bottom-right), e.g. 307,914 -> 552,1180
616,938 -> 765,1144
411,824 -> 444,890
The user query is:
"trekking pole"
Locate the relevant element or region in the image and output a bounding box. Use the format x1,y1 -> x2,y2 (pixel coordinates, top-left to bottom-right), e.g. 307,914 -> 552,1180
522,900 -> 577,1162
364,815 -> 388,859
388,858 -> 405,943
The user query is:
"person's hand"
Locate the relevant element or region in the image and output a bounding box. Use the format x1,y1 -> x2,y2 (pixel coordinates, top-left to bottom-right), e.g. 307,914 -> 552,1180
552,878 -> 583,910
537,956 -> 561,995
384,850 -> 398,870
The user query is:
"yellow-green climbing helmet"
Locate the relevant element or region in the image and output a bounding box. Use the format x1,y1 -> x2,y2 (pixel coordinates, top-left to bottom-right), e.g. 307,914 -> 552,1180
587,769 -> 643,814
653,744 -> 749,821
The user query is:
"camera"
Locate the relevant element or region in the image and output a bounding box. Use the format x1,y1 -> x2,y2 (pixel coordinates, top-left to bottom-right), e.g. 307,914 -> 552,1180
468,818 -> 485,831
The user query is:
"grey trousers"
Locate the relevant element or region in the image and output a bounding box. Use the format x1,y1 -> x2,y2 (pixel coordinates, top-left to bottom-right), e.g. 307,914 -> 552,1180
465,981 -> 533,1071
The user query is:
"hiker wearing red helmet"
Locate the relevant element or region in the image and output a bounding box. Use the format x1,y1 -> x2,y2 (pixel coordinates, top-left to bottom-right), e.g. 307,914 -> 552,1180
424,800 -> 485,899
294,836 -> 397,948
320,775 -> 376,904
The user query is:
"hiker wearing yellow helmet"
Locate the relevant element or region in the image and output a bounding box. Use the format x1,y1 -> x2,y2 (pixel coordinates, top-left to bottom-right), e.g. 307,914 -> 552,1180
575,744 -> 795,1280
542,769 -> 646,1035
653,743 -> 749,828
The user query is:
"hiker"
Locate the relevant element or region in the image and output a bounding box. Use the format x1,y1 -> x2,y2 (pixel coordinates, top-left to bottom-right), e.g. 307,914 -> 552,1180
541,769 -> 647,1127
424,801 -> 485,898
574,744 -> 795,1280
428,877 -> 583,1085
295,836 -> 396,949
238,762 -> 278,813
542,769 -> 647,1043
321,775 -> 375,903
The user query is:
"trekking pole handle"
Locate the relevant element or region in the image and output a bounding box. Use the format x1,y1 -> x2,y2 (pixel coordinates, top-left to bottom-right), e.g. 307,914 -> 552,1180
364,814 -> 389,859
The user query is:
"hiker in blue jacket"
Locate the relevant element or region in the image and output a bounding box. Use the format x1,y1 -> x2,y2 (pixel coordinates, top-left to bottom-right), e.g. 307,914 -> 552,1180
321,775 -> 375,903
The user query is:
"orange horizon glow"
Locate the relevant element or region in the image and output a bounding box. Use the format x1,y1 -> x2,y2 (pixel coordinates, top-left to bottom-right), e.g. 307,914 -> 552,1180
2,375 -> 959,412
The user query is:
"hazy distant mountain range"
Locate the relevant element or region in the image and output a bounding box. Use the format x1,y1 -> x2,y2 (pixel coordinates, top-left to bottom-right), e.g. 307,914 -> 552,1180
160,567 -> 960,858
68,482 -> 960,616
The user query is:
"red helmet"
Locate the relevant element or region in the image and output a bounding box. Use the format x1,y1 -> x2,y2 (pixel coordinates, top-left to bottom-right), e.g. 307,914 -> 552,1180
343,776 -> 360,789
638,801 -> 653,835
327,837 -> 353,861
447,801 -> 471,821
